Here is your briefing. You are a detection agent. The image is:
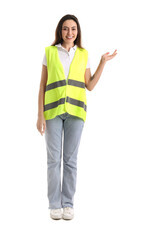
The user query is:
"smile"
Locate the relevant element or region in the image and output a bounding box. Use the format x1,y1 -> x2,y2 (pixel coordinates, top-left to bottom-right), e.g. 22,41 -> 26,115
66,36 -> 74,39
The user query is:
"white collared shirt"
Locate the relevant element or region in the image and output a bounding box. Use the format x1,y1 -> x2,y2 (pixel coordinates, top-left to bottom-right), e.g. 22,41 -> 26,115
42,43 -> 90,79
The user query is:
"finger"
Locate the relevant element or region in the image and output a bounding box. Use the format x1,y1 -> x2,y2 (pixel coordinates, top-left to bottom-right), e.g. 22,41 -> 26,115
111,52 -> 117,57
43,122 -> 46,132
41,127 -> 45,135
103,52 -> 110,56
112,53 -> 117,57
38,125 -> 42,134
41,122 -> 46,136
109,50 -> 117,56
112,50 -> 117,54
38,123 -> 43,135
39,127 -> 43,135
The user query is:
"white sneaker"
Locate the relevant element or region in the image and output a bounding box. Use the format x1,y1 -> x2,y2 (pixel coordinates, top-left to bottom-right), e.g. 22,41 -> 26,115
63,207 -> 74,220
50,209 -> 62,220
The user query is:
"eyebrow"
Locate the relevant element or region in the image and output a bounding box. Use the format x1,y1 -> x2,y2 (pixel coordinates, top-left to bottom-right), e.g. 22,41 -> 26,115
62,26 -> 77,28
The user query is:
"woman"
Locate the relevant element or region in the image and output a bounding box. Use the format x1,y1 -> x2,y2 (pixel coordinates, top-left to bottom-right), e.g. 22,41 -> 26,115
37,14 -> 117,220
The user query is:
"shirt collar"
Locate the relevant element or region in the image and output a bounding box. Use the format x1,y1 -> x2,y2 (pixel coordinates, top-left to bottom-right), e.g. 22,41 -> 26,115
55,43 -> 77,51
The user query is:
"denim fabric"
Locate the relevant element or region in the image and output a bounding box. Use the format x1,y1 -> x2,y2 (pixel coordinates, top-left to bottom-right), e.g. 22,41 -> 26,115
45,113 -> 84,209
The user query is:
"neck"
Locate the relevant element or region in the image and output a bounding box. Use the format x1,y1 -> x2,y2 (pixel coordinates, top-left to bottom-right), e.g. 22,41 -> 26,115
61,42 -> 74,52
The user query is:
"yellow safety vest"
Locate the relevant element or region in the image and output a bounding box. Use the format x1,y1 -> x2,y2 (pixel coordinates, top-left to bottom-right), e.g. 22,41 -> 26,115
44,46 -> 88,121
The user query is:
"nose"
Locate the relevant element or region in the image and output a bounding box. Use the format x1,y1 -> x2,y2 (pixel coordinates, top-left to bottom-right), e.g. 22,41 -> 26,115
68,28 -> 72,35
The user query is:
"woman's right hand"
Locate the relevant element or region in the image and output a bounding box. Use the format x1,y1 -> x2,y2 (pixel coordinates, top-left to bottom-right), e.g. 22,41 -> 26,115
36,115 -> 46,136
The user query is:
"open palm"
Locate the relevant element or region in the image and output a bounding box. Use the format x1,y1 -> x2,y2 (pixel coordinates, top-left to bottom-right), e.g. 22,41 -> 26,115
101,50 -> 117,63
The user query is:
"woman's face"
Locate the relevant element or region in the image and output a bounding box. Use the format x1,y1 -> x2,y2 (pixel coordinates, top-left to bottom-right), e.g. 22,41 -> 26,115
61,20 -> 78,45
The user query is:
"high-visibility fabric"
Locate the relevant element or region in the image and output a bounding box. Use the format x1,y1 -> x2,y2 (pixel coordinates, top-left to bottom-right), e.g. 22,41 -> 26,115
44,46 -> 88,121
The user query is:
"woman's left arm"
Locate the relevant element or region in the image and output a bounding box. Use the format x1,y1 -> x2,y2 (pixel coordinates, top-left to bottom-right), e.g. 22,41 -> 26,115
85,50 -> 117,91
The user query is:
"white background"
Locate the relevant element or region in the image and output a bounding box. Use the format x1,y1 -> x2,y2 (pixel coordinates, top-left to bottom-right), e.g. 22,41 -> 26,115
0,0 -> 160,239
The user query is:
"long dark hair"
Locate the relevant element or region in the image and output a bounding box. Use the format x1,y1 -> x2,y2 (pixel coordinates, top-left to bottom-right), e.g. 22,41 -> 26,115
51,14 -> 83,49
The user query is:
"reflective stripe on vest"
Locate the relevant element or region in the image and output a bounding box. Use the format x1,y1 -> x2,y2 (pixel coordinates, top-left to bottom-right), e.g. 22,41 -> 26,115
44,97 -> 87,112
44,46 -> 88,121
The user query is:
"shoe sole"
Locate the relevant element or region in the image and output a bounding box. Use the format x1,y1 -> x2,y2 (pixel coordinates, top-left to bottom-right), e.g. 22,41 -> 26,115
62,215 -> 74,220
50,214 -> 62,220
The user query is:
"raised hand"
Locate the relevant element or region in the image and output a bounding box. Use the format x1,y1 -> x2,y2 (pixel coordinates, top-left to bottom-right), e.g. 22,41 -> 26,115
101,50 -> 117,63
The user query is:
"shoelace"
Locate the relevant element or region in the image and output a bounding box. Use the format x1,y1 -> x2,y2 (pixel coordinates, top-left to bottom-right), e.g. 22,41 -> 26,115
52,209 -> 61,214
64,207 -> 73,214
65,207 -> 70,211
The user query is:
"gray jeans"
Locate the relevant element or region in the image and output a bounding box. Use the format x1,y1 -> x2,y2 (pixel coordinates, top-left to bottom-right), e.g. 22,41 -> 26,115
45,113 -> 84,209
